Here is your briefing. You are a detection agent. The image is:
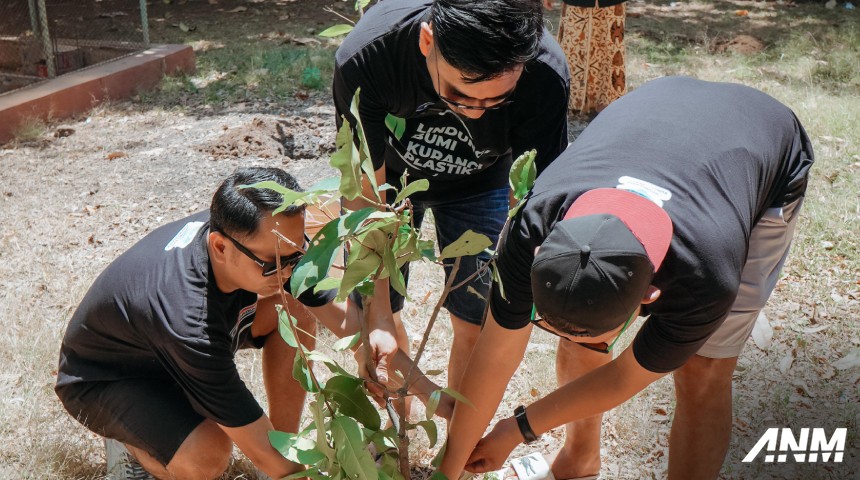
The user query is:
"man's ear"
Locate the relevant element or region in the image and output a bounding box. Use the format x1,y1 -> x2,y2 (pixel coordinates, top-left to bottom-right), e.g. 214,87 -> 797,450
209,231 -> 229,265
418,21 -> 433,57
642,285 -> 661,304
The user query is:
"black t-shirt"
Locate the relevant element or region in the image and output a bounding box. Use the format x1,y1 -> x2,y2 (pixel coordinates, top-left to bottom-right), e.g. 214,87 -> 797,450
333,0 -> 570,201
56,211 -> 335,427
491,77 -> 814,373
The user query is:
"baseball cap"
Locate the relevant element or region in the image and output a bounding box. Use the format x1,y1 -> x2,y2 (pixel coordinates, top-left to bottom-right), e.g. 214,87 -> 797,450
531,188 -> 673,336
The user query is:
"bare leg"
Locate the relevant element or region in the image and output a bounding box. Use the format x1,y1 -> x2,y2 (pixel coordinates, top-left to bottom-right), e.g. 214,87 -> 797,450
447,315 -> 481,392
259,294 -> 317,433
669,354 -> 737,480
129,419 -> 232,480
550,340 -> 611,479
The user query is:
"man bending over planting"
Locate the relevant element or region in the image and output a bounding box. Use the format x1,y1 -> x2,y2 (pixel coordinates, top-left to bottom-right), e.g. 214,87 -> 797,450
440,76 -> 814,480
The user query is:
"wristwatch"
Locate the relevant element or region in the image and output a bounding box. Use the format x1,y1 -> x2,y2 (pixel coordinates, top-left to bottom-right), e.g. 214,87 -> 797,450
514,405 -> 539,444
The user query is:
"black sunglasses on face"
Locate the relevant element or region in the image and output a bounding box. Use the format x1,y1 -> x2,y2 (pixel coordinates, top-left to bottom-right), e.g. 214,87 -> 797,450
219,230 -> 309,277
433,49 -> 514,112
529,305 -> 635,355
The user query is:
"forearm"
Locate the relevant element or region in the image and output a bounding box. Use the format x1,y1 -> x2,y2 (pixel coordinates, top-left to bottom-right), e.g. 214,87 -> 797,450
439,318 -> 530,477
221,415 -> 300,479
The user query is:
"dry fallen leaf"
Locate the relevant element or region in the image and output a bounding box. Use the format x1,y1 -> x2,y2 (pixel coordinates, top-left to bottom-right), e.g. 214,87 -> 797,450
751,312 -> 773,350
226,6 -> 247,13
106,151 -> 127,160
735,9 -> 749,16
779,351 -> 794,374
800,324 -> 830,334
832,349 -> 860,370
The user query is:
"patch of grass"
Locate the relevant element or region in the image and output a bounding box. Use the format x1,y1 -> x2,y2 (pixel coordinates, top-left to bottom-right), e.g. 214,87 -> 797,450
12,117 -> 47,143
139,41 -> 337,107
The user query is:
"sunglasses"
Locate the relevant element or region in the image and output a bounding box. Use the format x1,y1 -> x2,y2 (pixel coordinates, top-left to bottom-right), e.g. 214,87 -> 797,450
219,230 -> 309,277
529,305 -> 636,354
433,49 -> 514,112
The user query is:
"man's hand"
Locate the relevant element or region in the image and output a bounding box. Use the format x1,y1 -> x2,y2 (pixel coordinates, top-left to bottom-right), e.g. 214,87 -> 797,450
464,416 -> 522,473
367,323 -> 398,384
542,0 -> 558,10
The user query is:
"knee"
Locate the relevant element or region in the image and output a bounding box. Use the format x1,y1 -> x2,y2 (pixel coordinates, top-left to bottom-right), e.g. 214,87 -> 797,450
674,355 -> 736,403
451,317 -> 481,344
167,423 -> 232,479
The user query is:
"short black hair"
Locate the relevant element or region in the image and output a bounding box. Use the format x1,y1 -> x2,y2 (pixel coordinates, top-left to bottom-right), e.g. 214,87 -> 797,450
431,0 -> 543,83
210,166 -> 304,237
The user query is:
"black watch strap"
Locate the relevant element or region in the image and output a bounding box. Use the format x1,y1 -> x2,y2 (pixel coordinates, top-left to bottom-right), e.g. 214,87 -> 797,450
514,405 -> 539,444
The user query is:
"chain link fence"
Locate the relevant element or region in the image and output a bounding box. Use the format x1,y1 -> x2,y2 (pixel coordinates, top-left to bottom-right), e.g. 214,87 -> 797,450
0,0 -> 150,95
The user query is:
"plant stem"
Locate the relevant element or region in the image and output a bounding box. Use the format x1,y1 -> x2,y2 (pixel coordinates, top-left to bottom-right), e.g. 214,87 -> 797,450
397,395 -> 410,479
448,257 -> 492,292
323,6 -> 356,25
403,257 -> 462,391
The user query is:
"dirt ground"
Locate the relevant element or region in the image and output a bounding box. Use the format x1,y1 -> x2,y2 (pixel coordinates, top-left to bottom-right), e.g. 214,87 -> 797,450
0,0 -> 858,479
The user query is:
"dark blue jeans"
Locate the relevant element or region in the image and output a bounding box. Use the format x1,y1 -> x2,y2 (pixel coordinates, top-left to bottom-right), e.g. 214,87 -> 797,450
351,187 -> 509,325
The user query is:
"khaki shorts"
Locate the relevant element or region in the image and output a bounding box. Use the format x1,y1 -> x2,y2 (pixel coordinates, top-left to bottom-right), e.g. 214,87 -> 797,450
697,197 -> 803,359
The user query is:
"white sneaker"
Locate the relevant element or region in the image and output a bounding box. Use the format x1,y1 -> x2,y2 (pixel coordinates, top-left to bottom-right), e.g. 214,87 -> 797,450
105,438 -> 155,480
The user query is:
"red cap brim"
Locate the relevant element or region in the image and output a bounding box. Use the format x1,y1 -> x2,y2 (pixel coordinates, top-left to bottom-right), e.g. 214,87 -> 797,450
564,188 -> 673,271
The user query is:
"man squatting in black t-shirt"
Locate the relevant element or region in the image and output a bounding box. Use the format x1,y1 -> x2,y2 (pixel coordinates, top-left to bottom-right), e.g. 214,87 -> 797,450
439,77 -> 815,479
55,167 -> 443,479
333,0 -> 569,406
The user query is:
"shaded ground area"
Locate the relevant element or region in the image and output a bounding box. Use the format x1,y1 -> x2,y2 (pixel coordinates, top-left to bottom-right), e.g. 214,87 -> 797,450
0,1 -> 858,479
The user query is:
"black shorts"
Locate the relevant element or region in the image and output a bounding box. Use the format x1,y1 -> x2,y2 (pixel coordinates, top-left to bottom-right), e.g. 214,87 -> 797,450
56,378 -> 204,466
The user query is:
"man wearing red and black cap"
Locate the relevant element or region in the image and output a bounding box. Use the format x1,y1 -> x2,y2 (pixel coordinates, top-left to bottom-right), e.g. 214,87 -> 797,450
438,76 -> 814,479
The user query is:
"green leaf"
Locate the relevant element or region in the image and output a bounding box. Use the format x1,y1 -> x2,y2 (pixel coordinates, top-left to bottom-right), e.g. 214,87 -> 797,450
425,390 -> 441,421
314,276 -> 341,293
308,176 -> 341,192
293,354 -> 318,393
509,149 -> 536,201
384,114 -> 407,141
429,473 -> 449,480
349,89 -> 379,201
439,387 -> 474,408
310,401 -> 336,462
438,230 -> 493,260
417,419 -> 438,448
430,442 -> 446,469
355,0 -> 372,11
331,117 -> 362,201
269,431 -> 327,465
291,207 -> 376,296
332,333 -> 360,352
336,241 -> 382,302
323,376 -> 381,430
331,416 -> 379,480
491,262 -> 505,301
356,281 -> 375,298
319,24 -> 354,37
394,178 -> 430,204
277,306 -> 299,348
418,239 -> 437,261
241,180 -> 311,215
424,369 -> 444,376
382,246 -> 407,298
508,198 -> 526,219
